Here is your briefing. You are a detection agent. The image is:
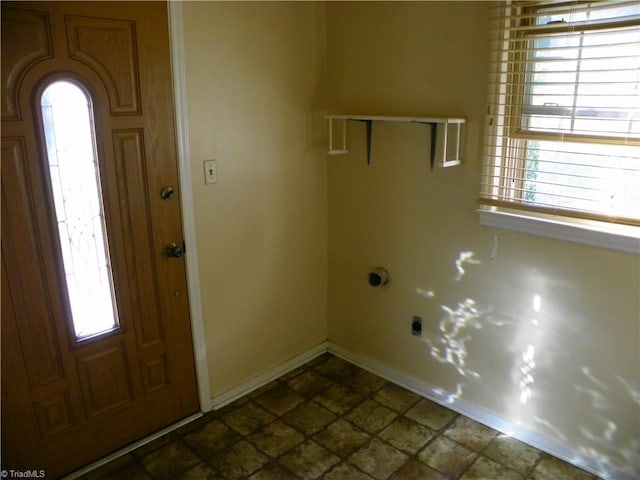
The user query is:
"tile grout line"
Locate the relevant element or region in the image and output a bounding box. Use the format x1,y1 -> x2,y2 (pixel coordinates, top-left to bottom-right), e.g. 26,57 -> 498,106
89,354 -> 602,480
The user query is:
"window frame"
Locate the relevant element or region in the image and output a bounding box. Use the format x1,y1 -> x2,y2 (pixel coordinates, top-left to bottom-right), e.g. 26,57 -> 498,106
479,0 -> 640,254
515,7 -> 639,144
38,78 -> 121,340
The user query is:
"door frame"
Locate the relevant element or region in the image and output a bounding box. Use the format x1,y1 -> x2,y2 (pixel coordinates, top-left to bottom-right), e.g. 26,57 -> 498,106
167,2 -> 211,411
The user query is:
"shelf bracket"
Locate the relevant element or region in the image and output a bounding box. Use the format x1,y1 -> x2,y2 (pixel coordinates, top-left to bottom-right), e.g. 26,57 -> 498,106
412,121 -> 438,170
353,119 -> 373,165
430,123 -> 437,171
327,117 -> 349,156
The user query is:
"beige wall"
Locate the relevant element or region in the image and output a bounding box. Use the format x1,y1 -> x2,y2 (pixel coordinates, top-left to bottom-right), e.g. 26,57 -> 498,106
180,1 -> 639,476
182,1 -> 328,397
326,2 -> 639,477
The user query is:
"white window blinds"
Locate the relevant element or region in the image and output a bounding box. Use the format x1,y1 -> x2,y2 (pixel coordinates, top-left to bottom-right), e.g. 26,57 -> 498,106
480,0 -> 640,227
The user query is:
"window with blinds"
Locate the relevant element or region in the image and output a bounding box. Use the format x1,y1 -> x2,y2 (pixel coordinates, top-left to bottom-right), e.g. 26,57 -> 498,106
480,0 -> 640,229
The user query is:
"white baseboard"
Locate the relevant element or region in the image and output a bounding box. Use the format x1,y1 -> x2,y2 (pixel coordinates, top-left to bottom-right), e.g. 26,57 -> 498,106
327,342 -> 635,480
210,342 -> 329,410
205,340 -> 632,480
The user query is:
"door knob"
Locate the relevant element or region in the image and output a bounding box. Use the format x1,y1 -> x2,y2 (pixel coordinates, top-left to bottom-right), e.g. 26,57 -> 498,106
165,242 -> 184,258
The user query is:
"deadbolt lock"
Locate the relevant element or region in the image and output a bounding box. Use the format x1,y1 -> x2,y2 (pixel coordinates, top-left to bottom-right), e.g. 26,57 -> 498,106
165,242 -> 184,258
160,186 -> 175,200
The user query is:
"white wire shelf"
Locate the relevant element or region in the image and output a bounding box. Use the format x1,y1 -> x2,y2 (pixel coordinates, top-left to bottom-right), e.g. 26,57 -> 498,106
326,114 -> 466,169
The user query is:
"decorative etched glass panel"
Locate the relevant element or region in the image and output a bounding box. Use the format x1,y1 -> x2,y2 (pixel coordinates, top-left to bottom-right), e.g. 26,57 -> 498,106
41,81 -> 118,339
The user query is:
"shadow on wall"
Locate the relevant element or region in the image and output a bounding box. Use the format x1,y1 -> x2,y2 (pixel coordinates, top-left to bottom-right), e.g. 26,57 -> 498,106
414,248 -> 639,478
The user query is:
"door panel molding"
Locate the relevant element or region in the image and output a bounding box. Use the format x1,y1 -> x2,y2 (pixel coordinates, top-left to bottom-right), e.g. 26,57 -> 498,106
112,128 -> 165,347
1,137 -> 65,387
141,354 -> 170,394
66,15 -> 141,115
33,391 -> 75,437
77,343 -> 134,417
1,7 -> 53,120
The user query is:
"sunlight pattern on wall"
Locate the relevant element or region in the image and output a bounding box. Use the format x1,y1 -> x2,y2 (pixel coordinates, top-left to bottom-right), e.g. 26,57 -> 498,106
432,383 -> 465,404
518,294 -> 541,405
415,287 -> 435,299
519,344 -> 536,405
418,251 -> 493,392
453,251 -> 481,282
423,298 -> 488,380
533,416 -> 568,442
412,246 -> 638,479
617,376 -> 640,406
575,367 -> 640,477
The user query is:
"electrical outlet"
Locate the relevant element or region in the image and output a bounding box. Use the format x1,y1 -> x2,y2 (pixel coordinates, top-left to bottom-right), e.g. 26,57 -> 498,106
204,159 -> 217,184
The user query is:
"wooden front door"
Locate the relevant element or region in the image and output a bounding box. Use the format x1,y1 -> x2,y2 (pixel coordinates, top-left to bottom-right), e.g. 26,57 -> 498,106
1,2 -> 199,477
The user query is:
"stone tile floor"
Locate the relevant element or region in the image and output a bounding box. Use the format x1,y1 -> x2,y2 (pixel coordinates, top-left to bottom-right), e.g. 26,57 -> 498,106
82,354 -> 600,480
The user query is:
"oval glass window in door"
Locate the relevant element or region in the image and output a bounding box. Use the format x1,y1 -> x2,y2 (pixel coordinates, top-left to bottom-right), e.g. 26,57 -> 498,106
40,80 -> 119,339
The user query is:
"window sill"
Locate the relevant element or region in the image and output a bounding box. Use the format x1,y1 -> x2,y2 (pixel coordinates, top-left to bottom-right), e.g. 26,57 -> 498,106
478,207 -> 640,255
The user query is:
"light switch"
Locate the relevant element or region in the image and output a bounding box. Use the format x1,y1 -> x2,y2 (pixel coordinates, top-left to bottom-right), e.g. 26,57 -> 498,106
204,159 -> 217,184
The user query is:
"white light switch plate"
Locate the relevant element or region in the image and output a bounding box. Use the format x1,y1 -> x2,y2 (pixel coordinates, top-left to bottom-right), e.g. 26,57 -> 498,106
204,159 -> 217,184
